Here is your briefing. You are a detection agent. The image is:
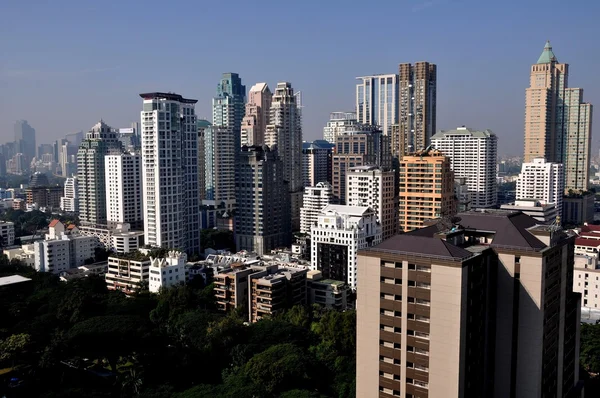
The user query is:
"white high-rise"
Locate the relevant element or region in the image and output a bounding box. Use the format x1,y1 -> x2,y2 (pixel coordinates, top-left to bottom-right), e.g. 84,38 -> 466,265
265,82 -> 303,230
516,158 -> 564,217
431,127 -> 498,208
322,112 -> 357,144
356,74 -> 398,136
300,182 -> 333,234
346,165 -> 397,240
140,92 -> 200,254
105,152 -> 143,230
60,176 -> 78,213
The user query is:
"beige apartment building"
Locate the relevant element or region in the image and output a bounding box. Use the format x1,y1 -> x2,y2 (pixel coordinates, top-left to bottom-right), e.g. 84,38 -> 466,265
398,149 -> 454,232
357,210 -> 581,398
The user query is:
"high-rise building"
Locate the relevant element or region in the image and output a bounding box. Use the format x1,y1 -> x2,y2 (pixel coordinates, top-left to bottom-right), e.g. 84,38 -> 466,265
235,146 -> 291,255
203,125 -> 236,210
117,123 -> 141,151
77,121 -> 122,226
140,92 -> 200,254
310,204 -> 381,290
431,126 -> 497,208
241,83 -> 272,146
213,72 -> 246,153
516,157 -> 564,218
60,176 -> 78,213
524,41 -> 593,191
398,149 -> 455,232
14,120 -> 36,164
356,75 -> 399,137
300,182 -> 334,234
197,119 -> 211,201
265,82 -> 303,230
302,141 -> 332,187
357,210 -> 581,398
391,62 -> 437,157
346,165 -> 397,240
323,111 -> 358,144
332,127 -> 391,204
105,152 -> 143,230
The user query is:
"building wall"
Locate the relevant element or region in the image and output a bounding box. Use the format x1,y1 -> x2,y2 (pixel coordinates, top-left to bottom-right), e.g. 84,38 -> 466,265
516,158 -> 564,216
105,153 -> 143,229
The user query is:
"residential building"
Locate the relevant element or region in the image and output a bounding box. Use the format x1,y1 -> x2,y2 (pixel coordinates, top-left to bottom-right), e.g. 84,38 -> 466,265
323,111 -> 358,144
249,266 -> 307,323
25,186 -> 63,209
265,82 -> 303,230
346,165 -> 397,240
500,199 -> 558,224
431,126 -> 497,208
214,261 -> 265,312
105,252 -> 151,294
203,125 -> 236,211
524,41 -> 593,191
235,146 -> 291,255
60,176 -> 78,212
0,221 -> 15,246
563,192 -> 595,225
148,250 -> 187,293
310,204 -> 382,289
516,157 -> 564,218
140,92 -> 200,253
391,62 -> 437,157
302,141 -> 332,187
197,119 -> 211,201
398,148 -> 455,232
14,120 -> 36,164
454,177 -> 471,212
307,270 -> 348,310
105,152 -> 143,229
77,121 -> 122,225
573,255 -> 600,311
357,210 -> 581,398
110,224 -> 144,254
241,82 -> 272,146
332,127 -> 391,204
213,72 -> 246,153
300,182 -> 334,234
356,75 -> 399,137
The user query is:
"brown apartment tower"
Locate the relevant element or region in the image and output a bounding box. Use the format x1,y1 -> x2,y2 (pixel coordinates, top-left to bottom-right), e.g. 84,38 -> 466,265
357,210 -> 581,398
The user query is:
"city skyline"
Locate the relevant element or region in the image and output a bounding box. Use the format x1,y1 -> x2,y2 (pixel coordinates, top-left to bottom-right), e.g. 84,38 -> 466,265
1,1 -> 599,156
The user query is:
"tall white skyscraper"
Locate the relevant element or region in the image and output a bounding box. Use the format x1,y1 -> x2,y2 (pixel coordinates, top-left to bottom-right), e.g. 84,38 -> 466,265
300,182 -> 333,234
356,74 -> 398,136
105,152 -> 143,230
60,176 -> 78,213
322,111 -> 357,144
431,127 -> 498,209
265,82 -> 303,230
516,158 -> 564,217
140,92 -> 200,254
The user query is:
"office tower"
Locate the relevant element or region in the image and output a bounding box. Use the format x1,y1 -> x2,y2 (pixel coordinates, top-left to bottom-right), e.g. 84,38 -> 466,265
391,62 -> 437,157
37,144 -> 53,159
357,210 -> 580,398
300,182 -> 333,234
431,126 -> 497,208
65,131 -> 84,148
140,92 -> 200,254
241,83 -> 272,146
346,165 -> 397,240
265,82 -> 303,230
398,148 -> 455,232
302,141 -> 332,187
7,153 -> 26,175
105,152 -> 143,230
58,139 -> 78,177
310,204 -> 381,290
197,119 -> 211,201
356,75 -> 399,137
14,120 -> 36,164
60,176 -> 79,213
235,145 -> 291,255
77,121 -> 122,226
213,72 -> 246,153
117,124 -> 141,151
203,125 -> 236,210
516,158 -> 564,218
332,127 -> 391,204
524,41 -> 593,191
323,111 -> 358,144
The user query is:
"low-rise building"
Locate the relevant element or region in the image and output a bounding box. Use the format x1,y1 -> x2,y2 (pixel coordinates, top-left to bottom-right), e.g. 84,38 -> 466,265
0,221 -> 15,246
214,261 -> 266,312
500,199 -> 558,224
148,250 -> 187,293
574,255 -> 600,310
59,262 -> 108,282
249,266 -> 307,323
105,252 -> 151,294
307,270 -> 348,310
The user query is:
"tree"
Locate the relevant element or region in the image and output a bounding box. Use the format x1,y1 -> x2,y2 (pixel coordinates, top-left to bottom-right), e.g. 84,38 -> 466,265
0,333 -> 31,363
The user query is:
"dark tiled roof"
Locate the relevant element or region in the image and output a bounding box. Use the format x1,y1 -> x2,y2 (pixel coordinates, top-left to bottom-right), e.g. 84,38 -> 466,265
575,238 -> 600,247
407,223 -> 446,237
368,235 -> 472,260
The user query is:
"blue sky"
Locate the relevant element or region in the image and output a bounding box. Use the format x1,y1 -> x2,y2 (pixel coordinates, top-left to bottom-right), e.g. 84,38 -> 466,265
1,0 -> 598,155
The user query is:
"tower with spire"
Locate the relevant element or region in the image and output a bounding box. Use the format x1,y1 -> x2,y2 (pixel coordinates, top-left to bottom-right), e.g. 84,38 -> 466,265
524,41 -> 593,192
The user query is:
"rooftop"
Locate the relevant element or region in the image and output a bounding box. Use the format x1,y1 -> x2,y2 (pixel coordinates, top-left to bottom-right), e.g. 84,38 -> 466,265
139,92 -> 197,104
432,127 -> 495,139
0,275 -> 32,287
367,234 -> 473,261
321,204 -> 373,217
537,41 -> 558,64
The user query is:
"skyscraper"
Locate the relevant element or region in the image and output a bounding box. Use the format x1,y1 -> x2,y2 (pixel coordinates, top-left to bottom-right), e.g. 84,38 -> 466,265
241,83 -> 272,146
300,182 -> 333,234
302,141 -> 332,187
60,176 -> 78,213
322,111 -> 358,144
356,75 -> 399,137
203,125 -> 236,210
265,82 -> 303,230
392,62 -> 437,157
197,119 -> 211,201
235,145 -> 291,255
77,121 -> 122,226
398,148 -> 455,232
105,152 -> 143,230
140,92 -> 200,253
524,41 -> 593,191
14,120 -> 36,164
213,72 -> 246,152
431,126 -> 497,208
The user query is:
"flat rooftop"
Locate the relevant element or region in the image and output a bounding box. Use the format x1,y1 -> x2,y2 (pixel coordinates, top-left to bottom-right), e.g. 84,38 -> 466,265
0,274 -> 32,287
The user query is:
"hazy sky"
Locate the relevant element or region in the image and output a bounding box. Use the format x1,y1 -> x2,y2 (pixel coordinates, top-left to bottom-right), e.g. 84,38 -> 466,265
1,0 -> 598,156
